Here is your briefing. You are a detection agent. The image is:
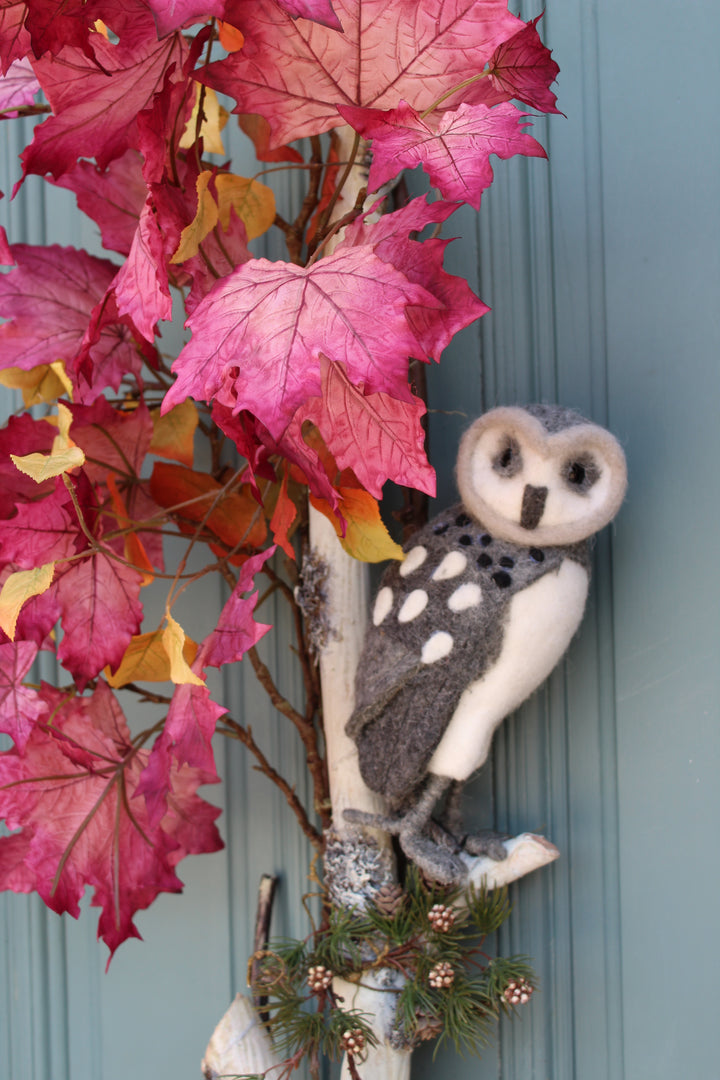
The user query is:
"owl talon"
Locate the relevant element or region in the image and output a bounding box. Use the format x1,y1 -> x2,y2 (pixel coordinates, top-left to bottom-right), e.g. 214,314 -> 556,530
462,831 -> 509,861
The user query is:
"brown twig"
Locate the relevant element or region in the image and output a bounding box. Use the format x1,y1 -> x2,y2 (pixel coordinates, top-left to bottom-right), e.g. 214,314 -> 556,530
252,873 -> 278,1022
219,716 -> 322,850
247,646 -> 331,830
286,135 -> 324,265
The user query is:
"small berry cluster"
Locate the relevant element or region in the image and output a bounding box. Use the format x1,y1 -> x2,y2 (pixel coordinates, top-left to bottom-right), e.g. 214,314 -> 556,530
306,964 -> 333,992
427,902 -> 455,933
428,961 -> 455,989
503,978 -> 534,1005
341,1028 -> 367,1056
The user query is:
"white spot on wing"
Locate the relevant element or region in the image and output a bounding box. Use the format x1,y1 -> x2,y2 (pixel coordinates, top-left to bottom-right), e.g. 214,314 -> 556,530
398,589 -> 428,623
432,551 -> 467,581
421,631 -> 454,664
448,582 -> 482,612
399,545 -> 427,577
373,586 -> 393,626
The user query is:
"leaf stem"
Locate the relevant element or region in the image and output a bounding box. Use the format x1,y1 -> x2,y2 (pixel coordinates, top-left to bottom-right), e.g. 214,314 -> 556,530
419,69 -> 490,118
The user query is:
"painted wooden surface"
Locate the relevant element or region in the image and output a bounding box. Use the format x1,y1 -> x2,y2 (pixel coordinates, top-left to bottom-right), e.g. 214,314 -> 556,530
2,0 -> 719,1077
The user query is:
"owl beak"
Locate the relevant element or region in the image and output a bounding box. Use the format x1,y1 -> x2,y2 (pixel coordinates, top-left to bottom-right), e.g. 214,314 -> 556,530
520,485 -> 548,530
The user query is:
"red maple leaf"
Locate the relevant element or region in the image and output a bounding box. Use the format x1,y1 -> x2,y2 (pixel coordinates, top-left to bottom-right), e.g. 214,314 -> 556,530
0,413 -> 56,518
136,682 -> 225,825
112,194 -> 173,341
0,481 -> 78,569
0,1 -> 31,74
291,355 -> 435,499
0,641 -> 48,752
69,398 -> 153,484
202,0 -> 523,148
18,27 -> 187,185
467,15 -> 561,115
162,247 -> 441,438
0,679 -> 222,961
51,151 -> 147,257
54,551 -> 144,688
0,243 -> 145,397
339,100 -> 546,210
143,0 -> 225,36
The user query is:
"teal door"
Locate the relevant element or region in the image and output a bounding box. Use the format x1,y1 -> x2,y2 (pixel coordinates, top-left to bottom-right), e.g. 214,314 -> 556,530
2,1 -> 719,1077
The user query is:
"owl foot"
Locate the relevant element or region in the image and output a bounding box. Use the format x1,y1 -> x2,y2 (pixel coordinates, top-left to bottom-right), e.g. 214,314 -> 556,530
461,830 -> 509,861
342,809 -> 469,884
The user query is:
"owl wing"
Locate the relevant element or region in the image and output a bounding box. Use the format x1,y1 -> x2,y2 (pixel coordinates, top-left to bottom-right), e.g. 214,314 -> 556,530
347,509 -> 507,805
346,505 -> 577,807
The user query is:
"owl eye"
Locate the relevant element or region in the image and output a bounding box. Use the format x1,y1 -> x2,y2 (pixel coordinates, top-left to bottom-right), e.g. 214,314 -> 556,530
492,437 -> 522,477
563,455 -> 600,493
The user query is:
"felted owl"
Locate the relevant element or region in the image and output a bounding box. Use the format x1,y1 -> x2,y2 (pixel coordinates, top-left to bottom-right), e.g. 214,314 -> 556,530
344,404 -> 627,884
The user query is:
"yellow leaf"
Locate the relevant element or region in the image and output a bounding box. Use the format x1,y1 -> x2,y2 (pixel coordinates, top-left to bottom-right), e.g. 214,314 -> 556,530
0,361 -> 73,406
215,173 -> 276,241
171,171 -> 219,264
162,614 -> 205,686
0,563 -> 56,640
105,628 -> 198,688
179,84 -> 228,155
12,446 -> 84,482
12,402 -> 85,481
149,399 -> 198,467
310,488 -> 404,563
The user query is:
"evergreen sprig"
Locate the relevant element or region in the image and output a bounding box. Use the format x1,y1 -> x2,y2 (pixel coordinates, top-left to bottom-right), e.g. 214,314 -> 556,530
246,873 -> 536,1072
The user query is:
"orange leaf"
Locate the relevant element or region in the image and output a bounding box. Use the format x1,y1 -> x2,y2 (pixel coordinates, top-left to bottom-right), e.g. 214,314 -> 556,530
269,464 -> 297,559
106,474 -> 154,586
149,462 -> 267,563
218,21 -> 244,52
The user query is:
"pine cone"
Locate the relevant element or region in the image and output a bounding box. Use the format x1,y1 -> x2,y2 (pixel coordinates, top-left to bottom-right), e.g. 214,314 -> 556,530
428,961 -> 455,989
427,903 -> 455,933
503,978 -> 533,1005
373,882 -> 404,917
414,1011 -> 445,1042
306,964 -> 333,992
341,1028 -> 367,1056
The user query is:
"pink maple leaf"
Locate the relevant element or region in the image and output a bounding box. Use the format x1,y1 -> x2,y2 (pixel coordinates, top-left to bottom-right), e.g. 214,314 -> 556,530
0,55 -> 38,113
201,0 -> 523,148
0,1 -> 31,74
51,151 -> 147,257
0,243 -> 145,396
162,248 -> 441,438
291,355 -> 435,498
136,683 -> 225,826
0,641 -> 48,752
0,679 -> 222,961
466,15 -> 561,115
113,194 -> 173,341
143,0 -> 225,36
270,0 -> 341,29
199,546 -> 275,669
54,551 -> 144,688
339,195 -> 490,360
18,28 -> 187,185
339,100 -> 546,210
0,482 -> 78,569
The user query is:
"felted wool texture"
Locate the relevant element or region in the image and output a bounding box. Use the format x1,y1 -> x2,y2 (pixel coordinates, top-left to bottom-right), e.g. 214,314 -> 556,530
347,502 -> 590,808
455,405 -> 628,547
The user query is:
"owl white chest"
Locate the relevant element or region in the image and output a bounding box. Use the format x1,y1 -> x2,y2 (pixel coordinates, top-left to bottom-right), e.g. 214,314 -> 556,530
428,558 -> 589,781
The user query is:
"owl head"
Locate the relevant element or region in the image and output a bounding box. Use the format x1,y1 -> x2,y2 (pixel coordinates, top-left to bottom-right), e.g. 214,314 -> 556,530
456,404 -> 627,546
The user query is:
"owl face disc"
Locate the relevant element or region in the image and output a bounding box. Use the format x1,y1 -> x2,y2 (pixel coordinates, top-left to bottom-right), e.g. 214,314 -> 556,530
456,406 -> 627,546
